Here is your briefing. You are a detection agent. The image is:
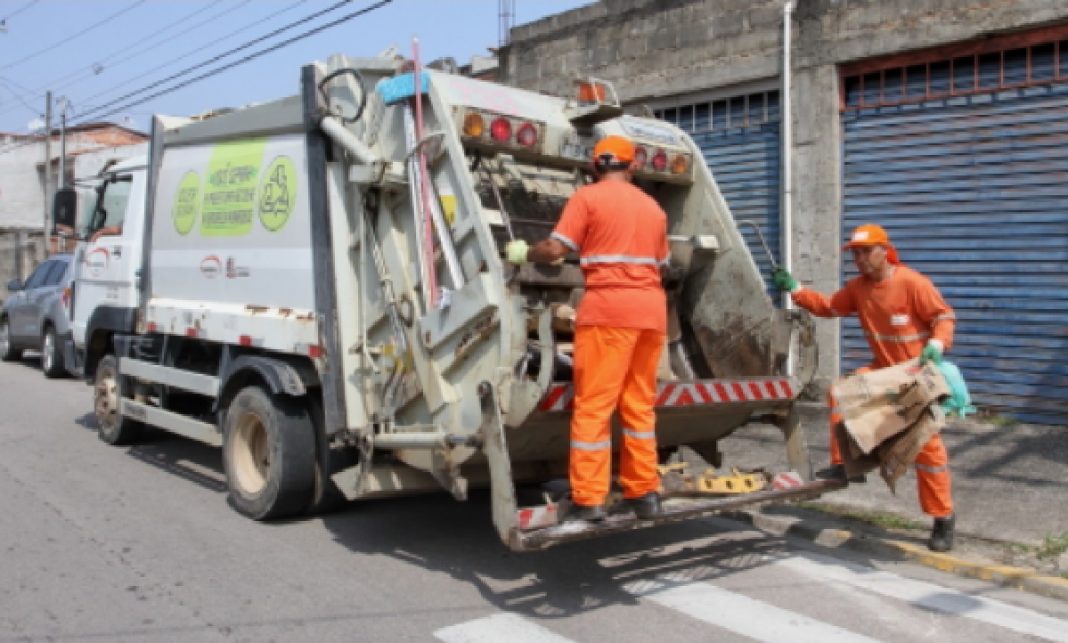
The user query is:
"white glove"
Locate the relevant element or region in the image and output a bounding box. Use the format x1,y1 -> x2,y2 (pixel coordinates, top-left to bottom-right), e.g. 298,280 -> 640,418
505,239 -> 530,265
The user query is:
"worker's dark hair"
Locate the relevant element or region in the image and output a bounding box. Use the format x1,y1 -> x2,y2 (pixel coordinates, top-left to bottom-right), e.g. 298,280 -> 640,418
593,153 -> 631,173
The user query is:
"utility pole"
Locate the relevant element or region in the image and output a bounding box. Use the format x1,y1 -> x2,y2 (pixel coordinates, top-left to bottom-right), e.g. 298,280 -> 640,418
43,90 -> 52,256
58,97 -> 69,191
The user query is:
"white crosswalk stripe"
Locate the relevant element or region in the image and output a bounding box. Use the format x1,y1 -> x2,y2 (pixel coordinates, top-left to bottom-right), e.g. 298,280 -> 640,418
623,572 -> 880,643
434,612 -> 577,643
773,552 -> 1068,643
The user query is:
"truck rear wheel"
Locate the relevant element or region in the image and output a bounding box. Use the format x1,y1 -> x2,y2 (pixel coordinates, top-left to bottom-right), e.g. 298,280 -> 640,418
95,354 -> 143,445
223,386 -> 316,520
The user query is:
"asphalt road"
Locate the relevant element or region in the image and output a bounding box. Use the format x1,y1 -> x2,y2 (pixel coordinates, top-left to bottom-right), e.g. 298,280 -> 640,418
2,357 -> 1067,643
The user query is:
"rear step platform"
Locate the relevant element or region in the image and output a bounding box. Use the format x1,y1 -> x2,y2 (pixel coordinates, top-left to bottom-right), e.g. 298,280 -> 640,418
510,477 -> 846,551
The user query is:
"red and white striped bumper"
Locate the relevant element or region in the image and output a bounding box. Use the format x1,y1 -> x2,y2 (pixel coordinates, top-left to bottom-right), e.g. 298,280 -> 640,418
536,377 -> 799,413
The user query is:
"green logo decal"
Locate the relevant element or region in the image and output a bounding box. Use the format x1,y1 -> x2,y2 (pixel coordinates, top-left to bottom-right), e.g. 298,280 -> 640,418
201,139 -> 266,237
258,155 -> 297,232
172,170 -> 201,235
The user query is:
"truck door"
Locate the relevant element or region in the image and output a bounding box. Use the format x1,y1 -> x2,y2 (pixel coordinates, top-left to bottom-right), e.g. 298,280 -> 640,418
72,167 -> 146,347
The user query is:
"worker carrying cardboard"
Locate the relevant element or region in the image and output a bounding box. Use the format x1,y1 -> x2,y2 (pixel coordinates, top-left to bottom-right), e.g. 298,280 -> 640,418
504,135 -> 669,523
772,224 -> 957,551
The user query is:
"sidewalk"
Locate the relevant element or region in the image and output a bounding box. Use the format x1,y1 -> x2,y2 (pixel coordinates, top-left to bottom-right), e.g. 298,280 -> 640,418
717,402 -> 1068,599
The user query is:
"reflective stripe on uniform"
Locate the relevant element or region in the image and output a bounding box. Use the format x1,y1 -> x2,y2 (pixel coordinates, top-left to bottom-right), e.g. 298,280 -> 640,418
864,330 -> 931,343
932,313 -> 956,322
580,254 -> 660,266
623,427 -> 656,440
551,232 -> 579,252
571,439 -> 611,451
915,462 -> 948,474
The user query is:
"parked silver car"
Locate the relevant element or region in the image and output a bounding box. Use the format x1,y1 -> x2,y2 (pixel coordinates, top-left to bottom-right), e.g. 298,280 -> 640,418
1,254 -> 74,377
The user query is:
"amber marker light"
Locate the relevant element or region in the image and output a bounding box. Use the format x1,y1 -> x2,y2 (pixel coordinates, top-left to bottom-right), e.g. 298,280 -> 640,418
463,112 -> 485,137
670,154 -> 689,175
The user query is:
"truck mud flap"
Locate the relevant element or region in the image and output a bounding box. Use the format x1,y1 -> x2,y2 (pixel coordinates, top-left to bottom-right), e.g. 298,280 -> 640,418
509,477 -> 846,551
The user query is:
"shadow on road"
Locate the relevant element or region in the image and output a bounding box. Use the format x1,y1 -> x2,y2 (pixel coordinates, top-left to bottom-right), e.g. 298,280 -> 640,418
316,489 -> 810,618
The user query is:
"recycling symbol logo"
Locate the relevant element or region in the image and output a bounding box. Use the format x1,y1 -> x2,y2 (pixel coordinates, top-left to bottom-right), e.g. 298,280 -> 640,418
259,155 -> 296,232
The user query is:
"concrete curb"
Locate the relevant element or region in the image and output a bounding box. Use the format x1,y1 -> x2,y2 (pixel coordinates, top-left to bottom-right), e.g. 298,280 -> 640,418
727,509 -> 1068,603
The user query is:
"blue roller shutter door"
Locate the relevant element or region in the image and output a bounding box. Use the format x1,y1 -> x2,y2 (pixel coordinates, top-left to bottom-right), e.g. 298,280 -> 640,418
842,59 -> 1068,424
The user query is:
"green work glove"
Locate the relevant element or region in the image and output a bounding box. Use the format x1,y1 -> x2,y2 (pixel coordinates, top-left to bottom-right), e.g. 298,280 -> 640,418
920,340 -> 944,365
505,239 -> 530,265
772,267 -> 799,292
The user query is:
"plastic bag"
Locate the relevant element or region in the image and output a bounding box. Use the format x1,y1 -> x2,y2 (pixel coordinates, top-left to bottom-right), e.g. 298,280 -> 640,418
937,360 -> 976,417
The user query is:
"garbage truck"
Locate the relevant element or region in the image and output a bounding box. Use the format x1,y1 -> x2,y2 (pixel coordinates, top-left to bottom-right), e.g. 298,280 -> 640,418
54,52 -> 839,551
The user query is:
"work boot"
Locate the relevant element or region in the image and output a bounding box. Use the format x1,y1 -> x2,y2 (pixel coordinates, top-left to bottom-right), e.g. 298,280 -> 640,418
608,492 -> 663,519
628,492 -> 662,519
562,502 -> 606,523
928,514 -> 955,552
814,464 -> 866,484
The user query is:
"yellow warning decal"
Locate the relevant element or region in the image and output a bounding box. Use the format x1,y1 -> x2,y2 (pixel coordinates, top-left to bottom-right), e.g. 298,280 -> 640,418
201,139 -> 266,237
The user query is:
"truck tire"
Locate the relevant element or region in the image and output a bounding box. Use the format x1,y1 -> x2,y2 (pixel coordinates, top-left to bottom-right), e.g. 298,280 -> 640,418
0,318 -> 22,362
41,326 -> 66,378
94,354 -> 143,445
223,386 -> 316,520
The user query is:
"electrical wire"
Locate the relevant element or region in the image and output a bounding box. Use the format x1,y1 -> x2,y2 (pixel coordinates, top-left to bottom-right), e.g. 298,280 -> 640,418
74,0 -> 355,123
0,0 -> 305,122
72,0 -> 309,113
20,1 -> 249,101
0,0 -> 395,153
0,0 -> 40,24
0,0 -> 148,73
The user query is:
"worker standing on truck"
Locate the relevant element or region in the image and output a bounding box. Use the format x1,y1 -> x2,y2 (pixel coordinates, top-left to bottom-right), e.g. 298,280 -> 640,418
772,223 -> 957,551
505,135 -> 669,523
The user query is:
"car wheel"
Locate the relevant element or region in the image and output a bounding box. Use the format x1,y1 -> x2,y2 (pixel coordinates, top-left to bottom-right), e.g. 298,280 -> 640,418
41,326 -> 66,378
95,354 -> 142,445
223,386 -> 316,520
0,318 -> 22,362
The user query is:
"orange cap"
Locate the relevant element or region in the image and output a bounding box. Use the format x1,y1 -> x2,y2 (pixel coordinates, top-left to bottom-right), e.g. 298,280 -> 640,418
843,224 -> 900,264
592,135 -> 635,165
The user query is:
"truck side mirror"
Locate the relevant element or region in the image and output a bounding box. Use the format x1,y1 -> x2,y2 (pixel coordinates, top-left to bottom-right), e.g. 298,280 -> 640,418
6,278 -> 22,292
52,187 -> 77,235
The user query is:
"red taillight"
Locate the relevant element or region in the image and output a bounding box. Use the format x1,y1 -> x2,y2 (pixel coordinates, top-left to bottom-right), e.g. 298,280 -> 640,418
61,286 -> 72,309
516,122 -> 538,147
633,146 -> 648,168
490,117 -> 512,143
651,149 -> 668,171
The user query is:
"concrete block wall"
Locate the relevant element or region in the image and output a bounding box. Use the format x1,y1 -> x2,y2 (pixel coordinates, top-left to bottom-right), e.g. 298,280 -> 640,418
503,0 -> 1068,386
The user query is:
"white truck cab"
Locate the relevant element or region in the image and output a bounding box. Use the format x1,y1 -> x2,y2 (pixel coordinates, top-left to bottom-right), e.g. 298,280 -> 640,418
67,157 -> 148,377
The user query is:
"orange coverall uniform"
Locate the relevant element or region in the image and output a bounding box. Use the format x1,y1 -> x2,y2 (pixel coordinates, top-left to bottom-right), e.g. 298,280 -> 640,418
551,180 -> 670,507
792,265 -> 956,517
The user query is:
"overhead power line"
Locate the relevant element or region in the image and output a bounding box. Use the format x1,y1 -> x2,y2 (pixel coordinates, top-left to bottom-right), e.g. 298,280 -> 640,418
0,0 -> 148,73
74,0 -> 355,124
22,1 -> 244,101
0,1 -> 306,122
0,0 -> 395,147
72,0 -> 307,111
0,0 -> 41,25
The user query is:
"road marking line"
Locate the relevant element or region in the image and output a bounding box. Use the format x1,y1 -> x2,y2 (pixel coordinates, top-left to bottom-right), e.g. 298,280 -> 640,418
623,573 -> 880,643
775,552 -> 1068,643
434,613 -> 575,643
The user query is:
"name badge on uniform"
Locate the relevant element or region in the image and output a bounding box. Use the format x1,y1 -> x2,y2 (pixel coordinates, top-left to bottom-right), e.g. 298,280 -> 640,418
890,313 -> 910,327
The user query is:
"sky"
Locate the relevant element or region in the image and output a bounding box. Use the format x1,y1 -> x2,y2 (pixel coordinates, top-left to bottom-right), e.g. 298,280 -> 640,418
0,0 -> 593,135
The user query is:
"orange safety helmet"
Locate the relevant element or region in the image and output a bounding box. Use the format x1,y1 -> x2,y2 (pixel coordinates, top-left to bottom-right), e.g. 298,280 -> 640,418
592,135 -> 635,169
842,223 -> 900,264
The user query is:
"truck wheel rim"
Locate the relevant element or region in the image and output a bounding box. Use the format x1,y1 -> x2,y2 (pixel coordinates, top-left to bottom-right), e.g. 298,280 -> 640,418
233,411 -> 269,495
95,364 -> 119,430
42,333 -> 54,371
